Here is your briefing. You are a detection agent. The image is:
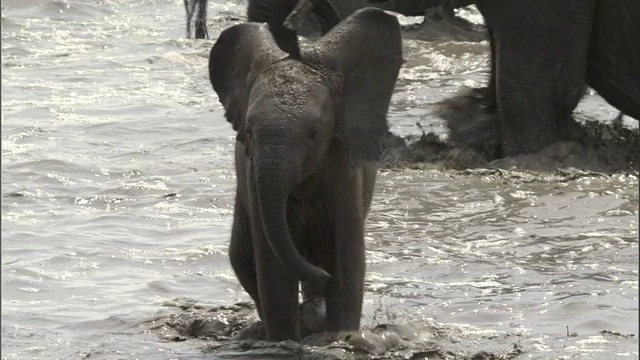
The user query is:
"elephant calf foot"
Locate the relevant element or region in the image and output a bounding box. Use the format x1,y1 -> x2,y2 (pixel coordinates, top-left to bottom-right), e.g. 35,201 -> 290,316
233,299 -> 326,341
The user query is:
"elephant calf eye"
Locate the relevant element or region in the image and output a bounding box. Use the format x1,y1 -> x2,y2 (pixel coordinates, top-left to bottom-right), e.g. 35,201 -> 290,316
246,129 -> 253,140
308,127 -> 320,140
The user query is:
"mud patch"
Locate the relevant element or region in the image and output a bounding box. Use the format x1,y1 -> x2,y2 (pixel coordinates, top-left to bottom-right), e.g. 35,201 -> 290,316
151,299 -> 256,342
150,299 -> 523,360
382,87 -> 640,176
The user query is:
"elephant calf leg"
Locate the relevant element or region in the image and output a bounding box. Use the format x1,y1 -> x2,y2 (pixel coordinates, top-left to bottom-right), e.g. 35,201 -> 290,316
234,298 -> 326,340
325,237 -> 365,331
246,177 -> 300,341
234,276 -> 324,341
325,181 -> 366,332
255,257 -> 299,341
229,197 -> 262,318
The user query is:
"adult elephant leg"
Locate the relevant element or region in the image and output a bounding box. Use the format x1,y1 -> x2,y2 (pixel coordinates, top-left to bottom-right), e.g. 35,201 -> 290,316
248,0 -> 300,56
587,0 -> 640,120
477,0 -> 596,156
194,0 -> 209,39
484,27 -> 496,111
471,26 -> 497,110
184,0 -> 209,39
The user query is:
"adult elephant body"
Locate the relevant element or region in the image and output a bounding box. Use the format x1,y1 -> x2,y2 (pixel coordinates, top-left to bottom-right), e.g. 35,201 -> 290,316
184,0 -> 473,41
285,0 -> 640,158
473,0 -> 640,157
209,9 -> 403,341
254,0 -> 476,56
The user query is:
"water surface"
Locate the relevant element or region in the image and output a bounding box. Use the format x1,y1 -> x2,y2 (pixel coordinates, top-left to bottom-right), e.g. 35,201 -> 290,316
2,1 -> 638,358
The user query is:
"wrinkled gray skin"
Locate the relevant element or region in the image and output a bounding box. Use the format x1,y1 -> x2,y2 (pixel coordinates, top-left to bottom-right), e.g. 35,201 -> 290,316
209,9 -> 403,341
470,0 -> 640,157
287,0 -> 640,158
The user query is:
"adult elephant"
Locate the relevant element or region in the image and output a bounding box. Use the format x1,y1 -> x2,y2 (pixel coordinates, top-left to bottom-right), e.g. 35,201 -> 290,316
284,0 -> 474,31
184,0 -> 208,39
471,0 -> 640,157
266,0 -> 479,56
291,0 -> 640,158
209,9 -> 403,341
184,0 -> 475,43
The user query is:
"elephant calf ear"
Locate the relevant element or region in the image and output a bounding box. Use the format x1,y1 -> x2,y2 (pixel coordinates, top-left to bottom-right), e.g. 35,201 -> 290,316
308,8 -> 403,167
209,23 -> 286,143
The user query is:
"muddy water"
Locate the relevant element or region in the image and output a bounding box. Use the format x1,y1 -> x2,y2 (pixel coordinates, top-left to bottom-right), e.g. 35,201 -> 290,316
2,0 -> 638,359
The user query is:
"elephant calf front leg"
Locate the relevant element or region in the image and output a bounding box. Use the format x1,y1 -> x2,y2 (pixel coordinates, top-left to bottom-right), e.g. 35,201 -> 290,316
324,172 -> 367,332
253,232 -> 300,341
234,298 -> 326,340
326,214 -> 365,332
247,174 -> 300,341
229,194 -> 262,318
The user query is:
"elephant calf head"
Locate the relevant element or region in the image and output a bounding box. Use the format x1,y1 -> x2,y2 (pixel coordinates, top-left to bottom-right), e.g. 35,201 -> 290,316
209,8 -> 403,284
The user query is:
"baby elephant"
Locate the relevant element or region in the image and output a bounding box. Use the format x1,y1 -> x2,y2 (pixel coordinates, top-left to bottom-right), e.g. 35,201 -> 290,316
209,8 -> 403,341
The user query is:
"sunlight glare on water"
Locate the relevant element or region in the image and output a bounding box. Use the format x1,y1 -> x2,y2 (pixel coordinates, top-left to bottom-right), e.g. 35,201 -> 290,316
2,0 -> 638,359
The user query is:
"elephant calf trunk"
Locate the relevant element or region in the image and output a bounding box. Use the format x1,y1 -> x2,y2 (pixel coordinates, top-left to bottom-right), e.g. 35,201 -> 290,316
255,159 -> 331,286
